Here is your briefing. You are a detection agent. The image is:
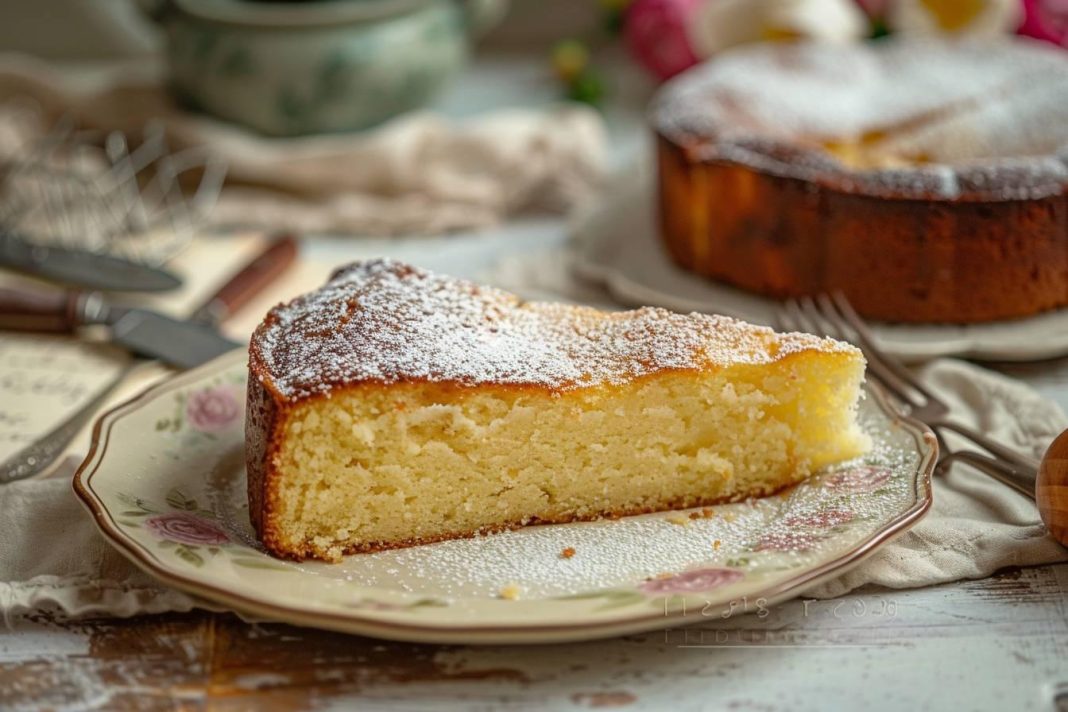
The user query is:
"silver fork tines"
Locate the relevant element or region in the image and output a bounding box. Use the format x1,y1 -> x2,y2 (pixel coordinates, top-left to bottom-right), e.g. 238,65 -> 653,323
777,293 -> 1040,489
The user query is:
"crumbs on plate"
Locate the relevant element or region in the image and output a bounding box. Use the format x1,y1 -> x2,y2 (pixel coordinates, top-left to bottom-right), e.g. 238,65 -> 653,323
498,583 -> 522,600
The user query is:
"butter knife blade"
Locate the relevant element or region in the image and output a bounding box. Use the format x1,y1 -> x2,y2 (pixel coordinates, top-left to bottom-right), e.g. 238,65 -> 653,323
0,232 -> 182,293
105,309 -> 241,370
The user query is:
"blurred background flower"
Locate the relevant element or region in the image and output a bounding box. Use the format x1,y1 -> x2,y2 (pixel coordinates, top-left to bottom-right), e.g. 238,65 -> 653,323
854,0 -> 892,18
607,0 -> 1066,86
887,0 -> 1023,36
1019,0 -> 1068,46
687,0 -> 868,59
621,0 -> 868,80
623,0 -> 703,79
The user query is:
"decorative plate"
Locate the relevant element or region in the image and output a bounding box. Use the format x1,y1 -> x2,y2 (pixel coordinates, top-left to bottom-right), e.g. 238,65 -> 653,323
74,350 -> 935,644
573,172 -> 1068,363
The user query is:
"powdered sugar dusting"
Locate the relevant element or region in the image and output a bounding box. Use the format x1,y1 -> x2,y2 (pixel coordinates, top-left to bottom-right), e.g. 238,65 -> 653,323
655,37 -> 1068,200
251,260 -> 855,400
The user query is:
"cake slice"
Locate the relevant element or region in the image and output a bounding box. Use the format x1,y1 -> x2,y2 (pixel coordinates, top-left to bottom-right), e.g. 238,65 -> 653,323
246,260 -> 868,561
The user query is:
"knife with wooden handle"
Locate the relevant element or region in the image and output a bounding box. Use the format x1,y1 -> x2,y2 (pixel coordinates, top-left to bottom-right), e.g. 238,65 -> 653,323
0,234 -> 299,483
0,234 -> 298,367
189,234 -> 298,325
0,288 -> 239,369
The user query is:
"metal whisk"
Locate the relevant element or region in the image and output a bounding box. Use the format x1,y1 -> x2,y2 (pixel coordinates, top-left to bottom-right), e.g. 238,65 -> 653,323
0,101 -> 226,266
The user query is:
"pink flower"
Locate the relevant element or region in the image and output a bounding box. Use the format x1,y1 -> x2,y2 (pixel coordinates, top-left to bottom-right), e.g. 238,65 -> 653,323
624,0 -> 703,80
639,567 -> 744,594
785,508 -> 855,528
687,0 -> 868,58
145,512 -> 229,546
1019,0 -> 1068,46
754,531 -> 823,552
854,0 -> 890,18
887,0 -> 1022,36
826,466 -> 892,493
185,385 -> 241,433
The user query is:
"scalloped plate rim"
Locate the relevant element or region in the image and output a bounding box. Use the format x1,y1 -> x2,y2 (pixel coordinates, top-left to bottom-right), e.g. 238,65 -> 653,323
73,349 -> 936,644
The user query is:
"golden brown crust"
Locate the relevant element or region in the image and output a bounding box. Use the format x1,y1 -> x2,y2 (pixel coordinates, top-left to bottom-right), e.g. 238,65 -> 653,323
657,134 -> 1068,323
245,358 -> 283,553
653,39 -> 1068,323
249,259 -> 854,401
245,261 -> 859,561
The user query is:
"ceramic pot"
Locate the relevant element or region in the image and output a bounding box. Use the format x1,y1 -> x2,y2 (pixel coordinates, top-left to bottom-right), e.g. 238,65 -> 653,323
152,0 -> 504,136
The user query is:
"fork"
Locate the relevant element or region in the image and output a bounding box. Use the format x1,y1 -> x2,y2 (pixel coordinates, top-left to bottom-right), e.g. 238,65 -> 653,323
776,293 -> 1040,495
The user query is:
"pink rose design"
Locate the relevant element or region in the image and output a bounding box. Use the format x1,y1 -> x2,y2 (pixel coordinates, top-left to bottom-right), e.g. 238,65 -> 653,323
185,385 -> 241,433
754,531 -> 823,552
145,512 -> 229,546
1019,0 -> 1068,46
785,508 -> 855,528
826,466 -> 892,493
639,567 -> 744,594
624,0 -> 703,80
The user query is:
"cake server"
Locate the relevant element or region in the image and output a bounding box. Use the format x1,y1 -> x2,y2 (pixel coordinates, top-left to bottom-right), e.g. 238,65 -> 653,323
0,231 -> 183,292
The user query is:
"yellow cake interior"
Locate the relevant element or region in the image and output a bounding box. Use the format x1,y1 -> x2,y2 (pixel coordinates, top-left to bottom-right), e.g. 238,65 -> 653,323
269,351 -> 868,562
820,137 -> 930,170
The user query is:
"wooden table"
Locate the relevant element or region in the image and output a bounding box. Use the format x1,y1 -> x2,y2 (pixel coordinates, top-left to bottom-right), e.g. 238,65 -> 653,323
3,55 -> 1068,712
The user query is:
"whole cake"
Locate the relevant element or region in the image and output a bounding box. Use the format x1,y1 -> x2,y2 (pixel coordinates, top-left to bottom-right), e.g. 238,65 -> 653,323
654,38 -> 1068,323
247,260 -> 868,561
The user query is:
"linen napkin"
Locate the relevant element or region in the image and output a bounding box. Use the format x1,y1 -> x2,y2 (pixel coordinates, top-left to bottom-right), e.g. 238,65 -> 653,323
1,272 -> 1065,619
807,359 -> 1068,598
0,54 -> 606,236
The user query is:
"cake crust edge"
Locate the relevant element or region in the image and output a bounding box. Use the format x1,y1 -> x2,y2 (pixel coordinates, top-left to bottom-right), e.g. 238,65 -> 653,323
656,132 -> 1068,323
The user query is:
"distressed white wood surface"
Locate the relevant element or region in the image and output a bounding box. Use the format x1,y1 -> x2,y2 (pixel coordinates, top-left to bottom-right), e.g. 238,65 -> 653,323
1,565 -> 1065,710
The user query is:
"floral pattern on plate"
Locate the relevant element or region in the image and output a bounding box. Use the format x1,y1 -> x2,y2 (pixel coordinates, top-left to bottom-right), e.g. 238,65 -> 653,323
74,351 -> 935,644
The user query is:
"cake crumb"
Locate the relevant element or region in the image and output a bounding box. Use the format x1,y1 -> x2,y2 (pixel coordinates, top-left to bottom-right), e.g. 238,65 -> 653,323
713,540 -> 722,550
560,547 -> 576,559
498,583 -> 522,600
689,507 -> 717,520
666,514 -> 690,526
723,512 -> 737,523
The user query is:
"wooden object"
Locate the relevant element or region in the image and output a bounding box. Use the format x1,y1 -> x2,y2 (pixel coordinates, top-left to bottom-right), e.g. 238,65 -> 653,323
1037,428 -> 1068,547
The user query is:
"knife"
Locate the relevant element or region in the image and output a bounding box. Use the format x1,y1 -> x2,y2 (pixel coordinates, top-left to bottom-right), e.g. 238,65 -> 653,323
0,234 -> 298,482
0,289 -> 238,369
0,234 -> 298,368
0,231 -> 183,293
188,235 -> 297,325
